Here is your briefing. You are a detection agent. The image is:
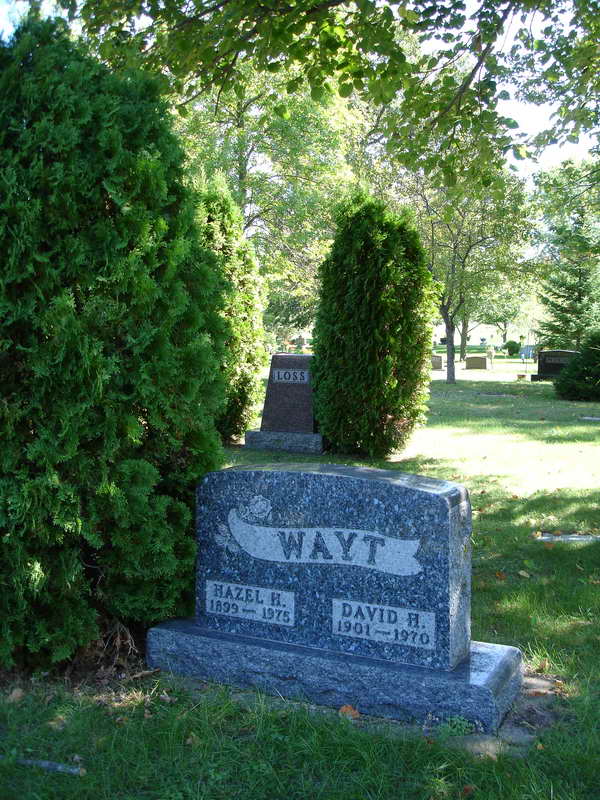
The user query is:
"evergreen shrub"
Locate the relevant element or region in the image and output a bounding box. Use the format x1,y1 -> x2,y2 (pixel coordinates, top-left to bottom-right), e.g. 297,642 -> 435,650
504,340 -> 520,356
534,216 -> 599,350
554,330 -> 600,401
0,17 -> 226,666
199,177 -> 267,441
312,192 -> 437,458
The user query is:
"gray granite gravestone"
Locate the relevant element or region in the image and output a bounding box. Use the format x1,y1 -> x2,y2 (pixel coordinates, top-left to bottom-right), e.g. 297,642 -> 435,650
245,354 -> 323,453
147,464 -> 523,732
431,354 -> 443,370
465,355 -> 488,370
531,349 -> 578,381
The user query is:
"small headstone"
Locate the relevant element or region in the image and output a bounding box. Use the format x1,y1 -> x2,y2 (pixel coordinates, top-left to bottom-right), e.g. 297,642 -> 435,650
245,354 -> 322,453
534,531 -> 600,543
431,354 -> 443,370
465,355 -> 487,370
147,464 -> 522,732
531,349 -> 578,382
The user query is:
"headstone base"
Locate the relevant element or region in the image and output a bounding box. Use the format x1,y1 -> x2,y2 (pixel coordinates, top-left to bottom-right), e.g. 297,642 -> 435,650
147,620 -> 522,734
530,375 -> 550,382
245,430 -> 323,454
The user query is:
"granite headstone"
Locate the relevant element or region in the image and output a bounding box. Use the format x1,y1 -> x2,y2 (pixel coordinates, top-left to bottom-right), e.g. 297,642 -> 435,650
431,354 -> 443,370
147,464 -> 523,732
531,349 -> 578,381
245,354 -> 323,453
465,355 -> 488,370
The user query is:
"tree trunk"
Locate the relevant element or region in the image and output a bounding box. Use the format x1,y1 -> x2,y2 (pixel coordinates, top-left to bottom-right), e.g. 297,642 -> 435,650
442,309 -> 456,384
459,318 -> 469,361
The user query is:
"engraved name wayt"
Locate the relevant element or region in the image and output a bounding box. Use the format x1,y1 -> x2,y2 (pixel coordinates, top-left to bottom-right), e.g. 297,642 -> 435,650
200,476 -> 471,671
149,465 -> 524,733
196,469 -> 472,670
216,500 -> 422,577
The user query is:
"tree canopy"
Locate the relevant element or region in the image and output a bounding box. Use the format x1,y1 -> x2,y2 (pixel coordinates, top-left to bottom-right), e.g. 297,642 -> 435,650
351,126 -> 534,381
65,0 -> 600,184
178,64 -> 356,339
534,159 -> 600,349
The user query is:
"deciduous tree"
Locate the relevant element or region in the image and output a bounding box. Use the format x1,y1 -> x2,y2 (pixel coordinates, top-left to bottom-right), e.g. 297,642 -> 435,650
178,66 -> 357,338
353,146 -> 534,382
67,1 -> 600,184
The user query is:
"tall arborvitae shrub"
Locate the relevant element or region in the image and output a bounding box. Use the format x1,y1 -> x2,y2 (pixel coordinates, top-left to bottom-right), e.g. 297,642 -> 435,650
199,176 -> 267,441
312,192 -> 437,458
554,330 -> 600,401
0,17 -> 226,666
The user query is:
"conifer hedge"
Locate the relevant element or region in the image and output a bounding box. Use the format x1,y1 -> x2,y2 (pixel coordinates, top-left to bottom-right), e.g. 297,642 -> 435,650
0,17 -> 226,666
554,330 -> 600,401
199,177 -> 266,441
312,192 -> 437,458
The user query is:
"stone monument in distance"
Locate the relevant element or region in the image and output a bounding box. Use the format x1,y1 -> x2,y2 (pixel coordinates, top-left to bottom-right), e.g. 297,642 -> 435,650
465,355 -> 488,370
245,353 -> 323,453
531,349 -> 578,381
147,464 -> 523,732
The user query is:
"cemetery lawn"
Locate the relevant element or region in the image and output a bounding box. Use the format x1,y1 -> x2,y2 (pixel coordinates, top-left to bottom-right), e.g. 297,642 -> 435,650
2,376 -> 600,799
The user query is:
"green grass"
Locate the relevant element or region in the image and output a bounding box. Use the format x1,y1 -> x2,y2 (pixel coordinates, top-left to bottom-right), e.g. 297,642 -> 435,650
2,376 -> 600,799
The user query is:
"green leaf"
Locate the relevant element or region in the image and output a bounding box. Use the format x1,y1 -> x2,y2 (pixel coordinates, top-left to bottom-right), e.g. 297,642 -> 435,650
286,77 -> 302,94
274,103 -> 291,119
442,168 -> 457,187
512,144 -> 528,160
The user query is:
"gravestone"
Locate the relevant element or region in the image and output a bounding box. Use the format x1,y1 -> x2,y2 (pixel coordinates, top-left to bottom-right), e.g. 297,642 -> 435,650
245,354 -> 322,453
465,355 -> 487,370
531,349 -> 578,382
147,464 -> 522,732
431,354 -> 443,370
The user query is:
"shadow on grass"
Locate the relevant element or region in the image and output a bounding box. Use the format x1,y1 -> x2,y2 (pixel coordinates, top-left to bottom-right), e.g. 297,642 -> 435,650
225,445 -> 458,480
427,379 -> 600,444
474,486 -> 600,532
467,485 -> 600,683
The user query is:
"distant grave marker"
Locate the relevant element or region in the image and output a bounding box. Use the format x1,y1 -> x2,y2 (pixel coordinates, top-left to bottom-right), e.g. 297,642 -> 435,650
245,354 -> 322,453
148,464 -> 523,732
532,350 -> 578,381
465,355 -> 488,370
